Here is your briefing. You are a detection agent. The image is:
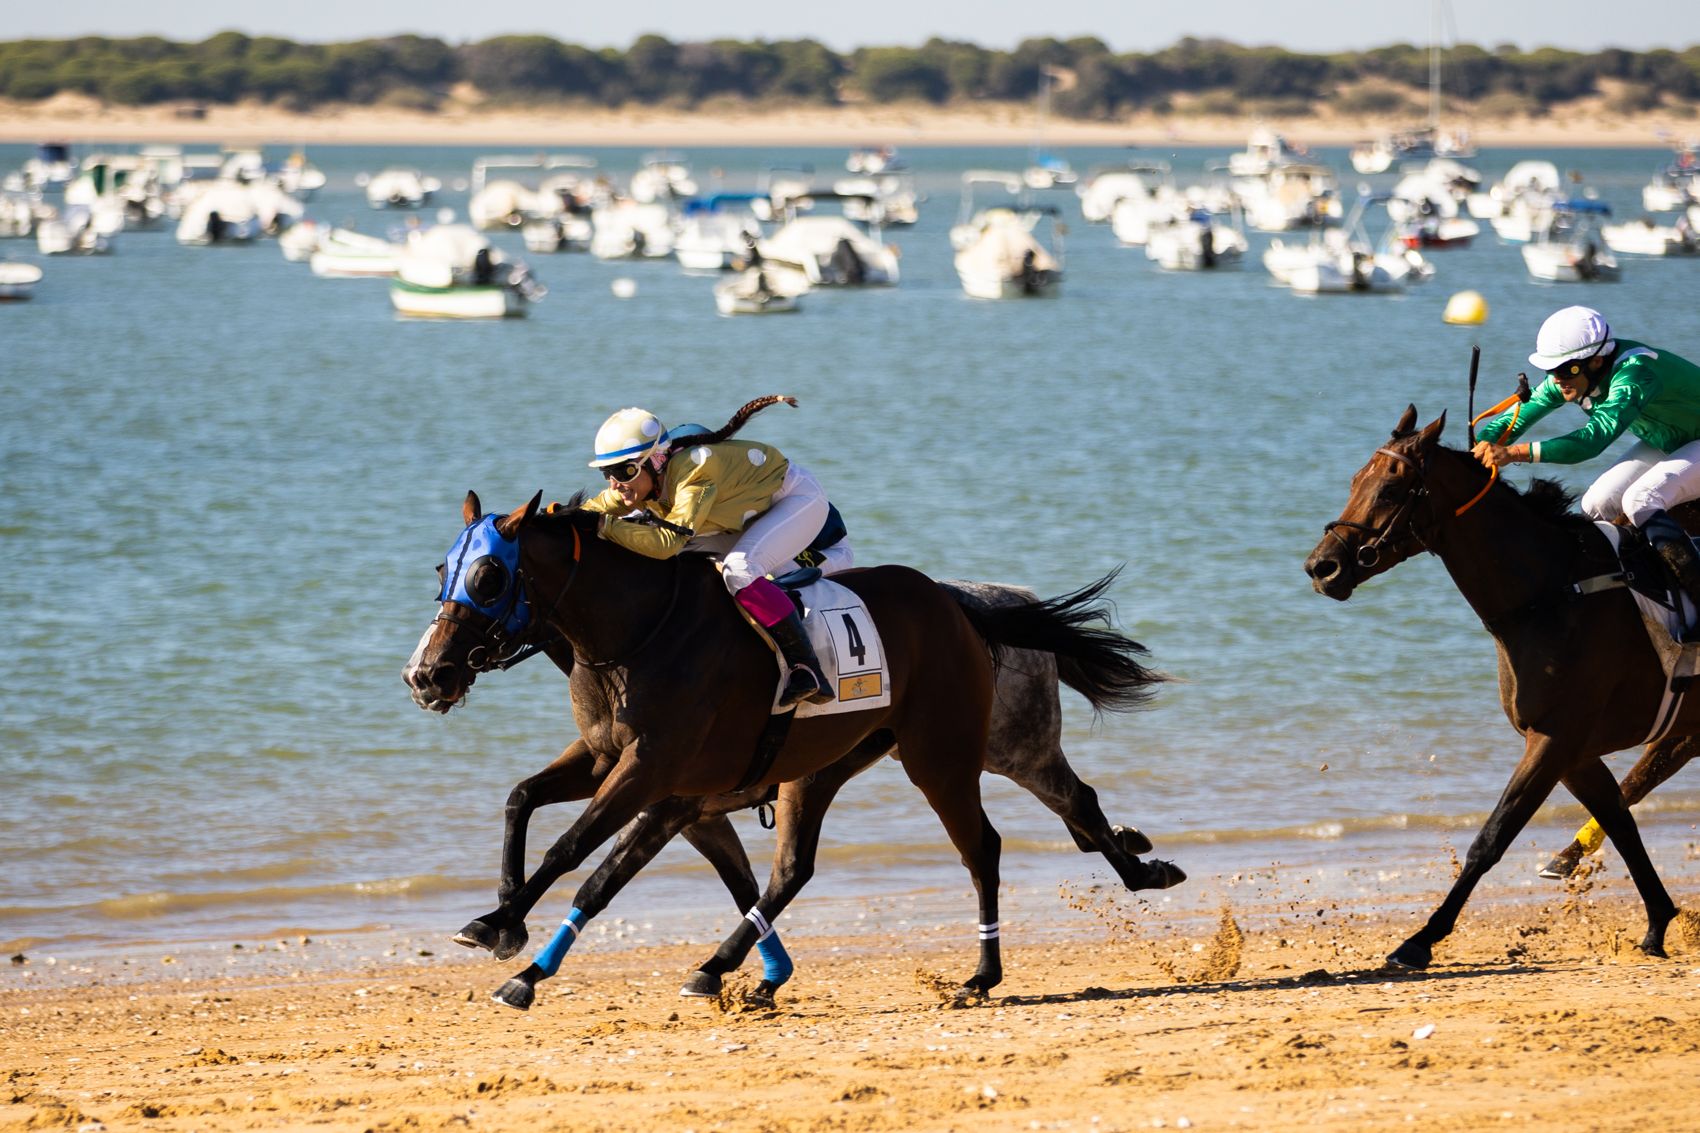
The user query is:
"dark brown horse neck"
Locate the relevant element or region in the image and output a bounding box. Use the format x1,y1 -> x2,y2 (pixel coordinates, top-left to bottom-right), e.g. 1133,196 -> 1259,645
1413,444 -> 1607,634
523,508 -> 729,673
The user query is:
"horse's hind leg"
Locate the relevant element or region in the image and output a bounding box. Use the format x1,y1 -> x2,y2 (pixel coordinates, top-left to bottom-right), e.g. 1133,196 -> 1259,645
998,746 -> 1184,892
681,759 -> 875,1000
1561,757 -> 1679,957
493,796 -> 709,1010
1390,732 -> 1570,970
1541,734 -> 1697,878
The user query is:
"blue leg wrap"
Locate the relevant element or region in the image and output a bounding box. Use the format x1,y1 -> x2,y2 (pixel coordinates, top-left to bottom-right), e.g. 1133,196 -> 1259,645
755,930 -> 793,986
532,907 -> 588,978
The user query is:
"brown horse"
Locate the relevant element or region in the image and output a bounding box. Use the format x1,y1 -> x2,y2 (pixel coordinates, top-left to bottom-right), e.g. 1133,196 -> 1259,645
405,490 -> 1166,995
476,580 -> 1182,1010
1303,406 -> 1684,969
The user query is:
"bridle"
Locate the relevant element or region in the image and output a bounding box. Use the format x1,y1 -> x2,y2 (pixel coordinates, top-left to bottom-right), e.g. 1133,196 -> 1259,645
1320,444 -> 1444,570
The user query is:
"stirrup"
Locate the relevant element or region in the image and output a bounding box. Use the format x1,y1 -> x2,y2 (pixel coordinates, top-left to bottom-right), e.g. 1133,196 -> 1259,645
779,665 -> 833,708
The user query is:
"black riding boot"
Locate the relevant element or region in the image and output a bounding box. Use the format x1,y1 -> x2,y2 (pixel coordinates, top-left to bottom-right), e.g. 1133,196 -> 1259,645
767,610 -> 834,708
1642,509 -> 1700,637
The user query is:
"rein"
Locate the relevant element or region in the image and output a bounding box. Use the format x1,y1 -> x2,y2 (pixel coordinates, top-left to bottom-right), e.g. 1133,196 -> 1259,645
573,559 -> 684,671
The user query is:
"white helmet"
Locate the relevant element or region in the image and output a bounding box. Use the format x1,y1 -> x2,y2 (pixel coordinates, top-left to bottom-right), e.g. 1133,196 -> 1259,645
1529,306 -> 1614,371
589,407 -> 667,469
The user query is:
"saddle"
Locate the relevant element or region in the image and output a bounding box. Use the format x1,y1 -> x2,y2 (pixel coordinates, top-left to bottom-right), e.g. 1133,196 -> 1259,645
1597,520 -> 1700,744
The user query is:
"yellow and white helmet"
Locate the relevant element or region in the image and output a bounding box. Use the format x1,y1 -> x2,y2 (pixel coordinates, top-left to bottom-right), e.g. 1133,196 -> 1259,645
589,407 -> 667,469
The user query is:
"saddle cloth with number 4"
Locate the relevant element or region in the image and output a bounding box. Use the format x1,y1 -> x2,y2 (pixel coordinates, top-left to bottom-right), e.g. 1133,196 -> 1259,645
770,577 -> 892,718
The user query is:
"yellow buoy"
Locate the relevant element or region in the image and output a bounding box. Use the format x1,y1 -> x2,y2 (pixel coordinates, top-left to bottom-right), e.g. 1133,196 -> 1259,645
1443,289 -> 1488,325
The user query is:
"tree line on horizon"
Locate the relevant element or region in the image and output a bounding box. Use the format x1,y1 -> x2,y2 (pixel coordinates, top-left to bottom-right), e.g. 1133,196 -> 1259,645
2,32 -> 1698,119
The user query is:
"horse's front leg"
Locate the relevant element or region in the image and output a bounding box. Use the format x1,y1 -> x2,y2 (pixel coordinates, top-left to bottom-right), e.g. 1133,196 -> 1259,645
1390,731 -> 1570,970
493,795 -> 709,1010
1541,734 -> 1697,878
456,745 -> 660,960
497,739 -> 606,908
1561,756 -> 1680,958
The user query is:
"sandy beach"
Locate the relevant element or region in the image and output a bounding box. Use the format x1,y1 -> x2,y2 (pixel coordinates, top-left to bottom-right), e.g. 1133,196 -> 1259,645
1,92 -> 1692,149
5,855 -> 1698,1133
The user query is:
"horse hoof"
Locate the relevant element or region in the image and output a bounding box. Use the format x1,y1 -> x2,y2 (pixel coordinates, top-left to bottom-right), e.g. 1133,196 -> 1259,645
679,970 -> 722,998
1385,941 -> 1432,971
492,977 -> 536,1011
491,925 -> 529,963
1538,847 -> 1583,880
1148,859 -> 1187,890
1638,940 -> 1669,959
749,981 -> 779,1007
453,919 -> 501,953
1112,824 -> 1154,856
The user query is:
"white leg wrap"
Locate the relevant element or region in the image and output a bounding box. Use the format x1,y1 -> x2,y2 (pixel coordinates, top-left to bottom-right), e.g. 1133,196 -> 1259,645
745,908 -> 774,942
978,922 -> 1000,941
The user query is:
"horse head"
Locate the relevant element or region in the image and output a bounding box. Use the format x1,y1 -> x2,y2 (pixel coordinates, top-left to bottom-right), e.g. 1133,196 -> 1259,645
403,488 -> 569,713
1304,405 -> 1450,601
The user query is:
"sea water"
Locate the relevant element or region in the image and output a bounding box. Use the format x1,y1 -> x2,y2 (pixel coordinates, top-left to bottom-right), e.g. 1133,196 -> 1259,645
3,142 -> 1699,954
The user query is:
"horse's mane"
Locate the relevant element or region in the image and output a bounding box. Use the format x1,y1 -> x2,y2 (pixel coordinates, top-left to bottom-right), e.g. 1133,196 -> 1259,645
534,489 -> 595,532
1433,443 -> 1590,532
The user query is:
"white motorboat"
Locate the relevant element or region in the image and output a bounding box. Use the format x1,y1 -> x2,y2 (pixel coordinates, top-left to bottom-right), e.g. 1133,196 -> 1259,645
1522,239 -> 1620,282
759,208 -> 900,287
390,224 -> 544,319
1601,216 -> 1699,257
714,266 -> 807,315
846,146 -> 905,175
590,200 -> 677,260
67,155 -> 168,230
1267,192 -> 1432,294
1227,127 -> 1309,177
14,142 -> 76,193
310,228 -> 401,278
174,183 -> 264,245
364,168 -> 442,209
833,174 -> 920,226
675,194 -> 766,271
1234,163 -> 1341,232
1387,168 -> 1481,249
1079,162 -> 1172,224
0,193 -> 38,238
949,172 -> 1063,298
629,151 -> 697,203
279,219 -> 325,262
0,261 -> 43,300
759,166 -> 817,219
36,205 -> 111,255
1146,207 -> 1248,271
1470,160 -> 1562,222
1522,214 -> 1621,282
277,150 -> 327,199
468,154 -> 593,230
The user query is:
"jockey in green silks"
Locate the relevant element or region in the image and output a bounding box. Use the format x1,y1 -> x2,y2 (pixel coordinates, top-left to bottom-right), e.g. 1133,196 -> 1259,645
1474,305 -> 1700,615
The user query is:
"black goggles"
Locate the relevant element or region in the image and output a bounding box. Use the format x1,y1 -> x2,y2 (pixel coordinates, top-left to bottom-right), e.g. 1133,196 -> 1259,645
601,460 -> 645,484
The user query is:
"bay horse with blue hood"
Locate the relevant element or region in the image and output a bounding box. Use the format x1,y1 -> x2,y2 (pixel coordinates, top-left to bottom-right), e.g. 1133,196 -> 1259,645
405,489 -> 1165,996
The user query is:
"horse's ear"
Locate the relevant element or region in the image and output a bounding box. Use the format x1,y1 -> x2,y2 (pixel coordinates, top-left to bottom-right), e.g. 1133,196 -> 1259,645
1392,405 -> 1419,439
463,491 -> 481,526
495,491 -> 543,539
1417,410 -> 1447,449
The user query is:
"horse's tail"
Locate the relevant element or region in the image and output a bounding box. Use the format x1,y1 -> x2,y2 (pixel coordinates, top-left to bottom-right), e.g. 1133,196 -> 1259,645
948,567 -> 1167,716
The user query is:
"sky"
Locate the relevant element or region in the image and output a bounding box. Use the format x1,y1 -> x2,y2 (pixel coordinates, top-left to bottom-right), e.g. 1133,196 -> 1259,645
10,0 -> 1700,54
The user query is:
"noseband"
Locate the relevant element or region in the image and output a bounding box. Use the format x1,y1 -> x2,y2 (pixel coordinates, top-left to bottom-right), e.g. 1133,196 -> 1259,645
1321,445 -> 1437,570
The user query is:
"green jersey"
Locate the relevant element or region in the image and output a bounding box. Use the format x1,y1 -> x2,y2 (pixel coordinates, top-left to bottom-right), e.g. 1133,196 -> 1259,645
1479,338 -> 1700,463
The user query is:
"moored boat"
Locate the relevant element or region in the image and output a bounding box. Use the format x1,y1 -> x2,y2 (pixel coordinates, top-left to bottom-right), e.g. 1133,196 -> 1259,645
0,260 -> 42,300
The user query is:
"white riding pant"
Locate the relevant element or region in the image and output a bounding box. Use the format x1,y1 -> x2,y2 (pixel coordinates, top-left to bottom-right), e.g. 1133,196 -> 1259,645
1579,439 -> 1700,526
707,461 -> 853,593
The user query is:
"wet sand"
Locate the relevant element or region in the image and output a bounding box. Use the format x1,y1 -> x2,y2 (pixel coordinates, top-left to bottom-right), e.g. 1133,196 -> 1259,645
5,858 -> 1698,1133
0,92 -> 1691,148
